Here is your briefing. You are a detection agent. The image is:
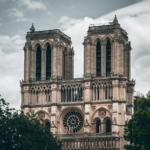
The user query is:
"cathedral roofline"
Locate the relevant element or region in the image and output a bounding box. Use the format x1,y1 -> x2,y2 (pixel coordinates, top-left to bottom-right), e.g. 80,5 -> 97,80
26,29 -> 71,42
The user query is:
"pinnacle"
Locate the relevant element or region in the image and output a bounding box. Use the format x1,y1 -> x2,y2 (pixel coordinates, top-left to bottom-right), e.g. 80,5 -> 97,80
30,23 -> 35,32
113,15 -> 119,25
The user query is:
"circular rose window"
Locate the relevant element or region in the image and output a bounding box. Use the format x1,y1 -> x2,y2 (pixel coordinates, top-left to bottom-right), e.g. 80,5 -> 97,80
63,111 -> 83,133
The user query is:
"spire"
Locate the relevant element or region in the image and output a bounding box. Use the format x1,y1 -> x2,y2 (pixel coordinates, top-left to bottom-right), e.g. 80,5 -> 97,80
113,15 -> 119,25
30,23 -> 35,32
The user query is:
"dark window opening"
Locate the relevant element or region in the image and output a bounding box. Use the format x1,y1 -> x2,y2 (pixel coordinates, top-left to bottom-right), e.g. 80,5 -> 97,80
106,41 -> 111,76
46,45 -> 51,80
96,41 -> 101,76
96,120 -> 101,133
106,119 -> 111,133
45,122 -> 50,132
36,45 -> 41,80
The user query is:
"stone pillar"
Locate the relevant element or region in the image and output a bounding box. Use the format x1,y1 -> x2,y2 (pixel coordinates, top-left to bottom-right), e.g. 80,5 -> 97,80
99,86 -> 102,100
51,106 -> 57,134
111,42 -> 114,74
128,50 -> 131,80
57,85 -> 61,103
90,44 -> 94,75
51,84 -> 57,103
31,50 -> 36,79
84,104 -> 91,133
84,43 -> 91,76
93,86 -> 95,101
24,47 -> 29,81
112,80 -> 119,100
84,82 -> 91,102
41,48 -> 46,80
52,42 -> 57,79
101,44 -> 106,76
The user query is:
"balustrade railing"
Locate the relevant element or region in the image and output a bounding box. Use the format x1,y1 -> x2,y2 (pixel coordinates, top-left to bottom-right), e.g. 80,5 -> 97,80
57,135 -> 119,150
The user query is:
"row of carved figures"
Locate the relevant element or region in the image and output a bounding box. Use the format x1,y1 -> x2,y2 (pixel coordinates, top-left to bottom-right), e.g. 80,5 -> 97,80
60,137 -> 119,149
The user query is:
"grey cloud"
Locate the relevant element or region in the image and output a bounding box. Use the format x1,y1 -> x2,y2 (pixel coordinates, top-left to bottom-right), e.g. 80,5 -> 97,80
18,0 -> 46,10
0,34 -> 25,53
7,8 -> 33,22
0,34 -> 24,109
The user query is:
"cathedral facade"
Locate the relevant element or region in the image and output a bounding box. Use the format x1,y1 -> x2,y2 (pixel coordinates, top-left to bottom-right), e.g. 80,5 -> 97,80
21,16 -> 135,150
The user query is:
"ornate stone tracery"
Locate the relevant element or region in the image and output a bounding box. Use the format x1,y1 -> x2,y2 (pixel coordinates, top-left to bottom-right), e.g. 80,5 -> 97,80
63,111 -> 84,133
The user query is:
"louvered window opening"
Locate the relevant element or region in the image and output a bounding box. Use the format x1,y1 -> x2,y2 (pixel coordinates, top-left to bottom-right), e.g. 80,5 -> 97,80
46,45 -> 51,80
96,41 -> 101,76
36,46 -> 41,80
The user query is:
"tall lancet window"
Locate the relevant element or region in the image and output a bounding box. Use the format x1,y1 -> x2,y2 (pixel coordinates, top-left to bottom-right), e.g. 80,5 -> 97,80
46,45 -> 51,80
63,48 -> 67,79
106,40 -> 111,76
36,45 -> 41,80
96,41 -> 101,76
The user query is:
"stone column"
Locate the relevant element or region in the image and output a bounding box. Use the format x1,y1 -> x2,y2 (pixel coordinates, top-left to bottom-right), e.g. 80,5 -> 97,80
24,43 -> 32,81
101,44 -> 106,76
51,106 -> 57,134
41,48 -> 46,80
31,50 -> 36,79
100,86 -> 103,100
84,42 -> 91,76
84,82 -> 91,102
90,45 -> 95,74
52,42 -> 57,79
57,85 -> 61,103
59,46 -> 63,78
128,50 -> 131,80
93,86 -> 95,101
51,84 -> 57,103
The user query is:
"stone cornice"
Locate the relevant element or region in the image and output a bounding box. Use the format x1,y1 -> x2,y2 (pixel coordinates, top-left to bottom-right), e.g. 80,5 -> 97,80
26,29 -> 71,45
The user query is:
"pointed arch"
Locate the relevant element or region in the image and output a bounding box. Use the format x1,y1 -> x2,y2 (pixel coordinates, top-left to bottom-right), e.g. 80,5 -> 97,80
46,44 -> 51,80
36,44 -> 41,80
103,117 -> 111,133
106,40 -> 111,76
96,40 -> 101,76
45,121 -> 51,132
96,119 -> 101,133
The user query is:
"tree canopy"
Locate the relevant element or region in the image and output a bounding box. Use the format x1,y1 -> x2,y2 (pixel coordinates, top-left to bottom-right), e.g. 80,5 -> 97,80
0,97 -> 61,150
124,92 -> 150,150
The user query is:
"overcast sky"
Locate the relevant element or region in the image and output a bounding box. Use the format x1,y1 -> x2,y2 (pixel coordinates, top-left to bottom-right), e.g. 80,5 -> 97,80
0,0 -> 150,109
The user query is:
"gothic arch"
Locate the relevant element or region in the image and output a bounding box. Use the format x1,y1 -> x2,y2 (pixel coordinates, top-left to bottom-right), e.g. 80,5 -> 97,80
32,41 -> 43,50
58,106 -> 84,120
92,37 -> 103,46
102,35 -> 113,45
91,107 -> 112,123
42,40 -> 52,49
35,110 -> 51,120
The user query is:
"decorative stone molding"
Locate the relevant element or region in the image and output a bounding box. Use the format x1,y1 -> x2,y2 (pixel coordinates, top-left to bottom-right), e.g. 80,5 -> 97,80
91,106 -> 96,111
38,111 -> 45,119
47,108 -> 51,114
29,108 -> 35,114
84,119 -> 90,126
112,117 -> 117,125
51,121 -> 57,128
98,109 -> 106,118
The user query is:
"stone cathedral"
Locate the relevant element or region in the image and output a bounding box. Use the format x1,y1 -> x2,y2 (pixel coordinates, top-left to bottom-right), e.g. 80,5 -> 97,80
21,16 -> 135,150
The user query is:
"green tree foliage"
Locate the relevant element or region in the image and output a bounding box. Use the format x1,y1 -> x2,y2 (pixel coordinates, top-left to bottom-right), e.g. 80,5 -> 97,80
0,97 -> 61,150
124,92 -> 150,150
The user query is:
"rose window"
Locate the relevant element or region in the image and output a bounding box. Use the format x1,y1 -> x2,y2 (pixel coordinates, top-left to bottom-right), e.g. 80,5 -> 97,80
63,111 -> 83,133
